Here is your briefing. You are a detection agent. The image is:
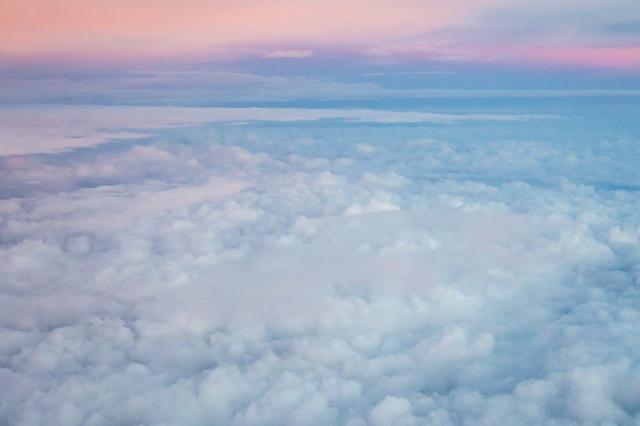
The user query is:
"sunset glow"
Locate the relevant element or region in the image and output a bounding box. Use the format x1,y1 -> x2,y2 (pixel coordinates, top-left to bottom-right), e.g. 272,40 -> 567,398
2,0 -> 639,69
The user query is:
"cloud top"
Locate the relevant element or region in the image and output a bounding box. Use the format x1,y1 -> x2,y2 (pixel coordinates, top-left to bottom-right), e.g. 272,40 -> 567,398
1,97 -> 639,424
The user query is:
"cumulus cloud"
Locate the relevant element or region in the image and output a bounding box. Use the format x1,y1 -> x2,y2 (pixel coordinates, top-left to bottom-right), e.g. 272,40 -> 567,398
0,99 -> 639,425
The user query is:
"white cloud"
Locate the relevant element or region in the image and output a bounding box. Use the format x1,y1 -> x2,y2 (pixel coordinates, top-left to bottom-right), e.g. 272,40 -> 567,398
369,396 -> 412,426
0,105 -> 639,425
0,105 -> 547,156
262,49 -> 315,59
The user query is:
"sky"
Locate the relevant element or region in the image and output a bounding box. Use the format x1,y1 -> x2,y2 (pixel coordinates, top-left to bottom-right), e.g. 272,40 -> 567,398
2,0 -> 640,72
1,2 -> 640,426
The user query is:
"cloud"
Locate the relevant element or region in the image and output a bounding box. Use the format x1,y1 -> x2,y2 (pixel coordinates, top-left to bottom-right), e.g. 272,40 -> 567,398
0,105 -> 547,156
0,69 -> 387,102
0,100 -> 639,425
603,21 -> 640,35
356,0 -> 640,68
263,49 -> 315,59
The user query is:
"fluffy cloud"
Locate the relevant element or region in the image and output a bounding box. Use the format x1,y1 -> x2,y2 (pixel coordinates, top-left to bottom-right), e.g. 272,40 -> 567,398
0,104 -> 639,425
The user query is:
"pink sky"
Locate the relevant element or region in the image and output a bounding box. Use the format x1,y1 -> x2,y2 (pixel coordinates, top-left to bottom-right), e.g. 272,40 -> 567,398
1,0 -> 639,69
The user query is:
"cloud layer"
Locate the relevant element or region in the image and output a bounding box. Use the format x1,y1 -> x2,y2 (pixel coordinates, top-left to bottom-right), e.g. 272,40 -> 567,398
0,105 -> 545,156
1,102 -> 639,425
